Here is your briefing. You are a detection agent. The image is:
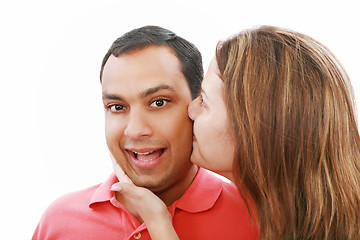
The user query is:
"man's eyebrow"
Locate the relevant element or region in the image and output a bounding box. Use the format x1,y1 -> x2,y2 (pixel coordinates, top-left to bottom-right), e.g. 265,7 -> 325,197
102,93 -> 123,101
139,85 -> 175,98
102,85 -> 175,101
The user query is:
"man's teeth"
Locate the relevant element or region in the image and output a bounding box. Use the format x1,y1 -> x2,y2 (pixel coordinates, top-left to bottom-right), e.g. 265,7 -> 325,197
137,151 -> 153,155
134,151 -> 153,158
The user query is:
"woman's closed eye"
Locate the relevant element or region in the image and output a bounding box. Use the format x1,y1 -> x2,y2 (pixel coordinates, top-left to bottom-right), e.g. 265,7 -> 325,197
199,94 -> 205,107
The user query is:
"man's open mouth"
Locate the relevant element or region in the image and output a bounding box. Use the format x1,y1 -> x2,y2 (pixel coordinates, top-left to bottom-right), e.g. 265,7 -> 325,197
128,149 -> 165,162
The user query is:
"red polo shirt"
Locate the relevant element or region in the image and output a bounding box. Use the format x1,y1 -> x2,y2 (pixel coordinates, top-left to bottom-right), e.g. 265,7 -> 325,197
33,168 -> 258,240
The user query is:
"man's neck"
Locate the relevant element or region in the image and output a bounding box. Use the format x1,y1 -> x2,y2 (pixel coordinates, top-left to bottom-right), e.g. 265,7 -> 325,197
157,164 -> 199,206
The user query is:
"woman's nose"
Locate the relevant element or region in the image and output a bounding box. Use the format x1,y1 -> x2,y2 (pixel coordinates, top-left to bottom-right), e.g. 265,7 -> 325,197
188,97 -> 199,121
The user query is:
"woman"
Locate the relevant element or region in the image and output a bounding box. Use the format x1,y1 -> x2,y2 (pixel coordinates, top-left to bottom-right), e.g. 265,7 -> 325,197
112,25 -> 360,239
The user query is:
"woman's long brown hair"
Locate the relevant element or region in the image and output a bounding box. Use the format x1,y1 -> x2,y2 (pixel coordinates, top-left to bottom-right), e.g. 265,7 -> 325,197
216,25 -> 360,239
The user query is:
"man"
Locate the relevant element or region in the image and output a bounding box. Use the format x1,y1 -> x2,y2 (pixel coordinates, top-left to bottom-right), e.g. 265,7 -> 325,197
33,26 -> 257,239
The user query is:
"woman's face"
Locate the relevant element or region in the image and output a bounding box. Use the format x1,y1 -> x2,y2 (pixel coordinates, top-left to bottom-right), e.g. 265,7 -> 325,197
188,57 -> 235,180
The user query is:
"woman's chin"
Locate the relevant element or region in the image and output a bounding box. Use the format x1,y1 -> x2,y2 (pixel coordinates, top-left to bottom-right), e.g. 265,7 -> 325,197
189,151 -> 202,167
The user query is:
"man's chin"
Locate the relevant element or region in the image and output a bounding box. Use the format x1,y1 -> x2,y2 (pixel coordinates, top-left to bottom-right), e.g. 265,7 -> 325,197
130,177 -> 170,193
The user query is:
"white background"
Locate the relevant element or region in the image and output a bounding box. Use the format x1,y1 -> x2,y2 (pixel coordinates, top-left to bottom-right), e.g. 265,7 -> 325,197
1,0 -> 359,238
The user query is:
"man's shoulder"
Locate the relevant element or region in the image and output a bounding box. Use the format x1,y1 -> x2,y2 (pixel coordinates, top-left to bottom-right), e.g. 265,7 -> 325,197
42,183 -> 101,216
32,177 -> 119,240
43,173 -> 117,213
180,168 -> 241,209
174,169 -> 258,239
195,168 -> 245,207
55,183 -> 101,204
196,168 -> 238,192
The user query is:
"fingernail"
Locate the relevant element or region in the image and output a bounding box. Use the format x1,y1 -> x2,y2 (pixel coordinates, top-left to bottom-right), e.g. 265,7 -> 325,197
110,185 -> 122,191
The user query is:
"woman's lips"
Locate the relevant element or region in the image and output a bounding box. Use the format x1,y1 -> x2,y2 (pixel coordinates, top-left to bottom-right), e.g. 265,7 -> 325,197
192,134 -> 197,141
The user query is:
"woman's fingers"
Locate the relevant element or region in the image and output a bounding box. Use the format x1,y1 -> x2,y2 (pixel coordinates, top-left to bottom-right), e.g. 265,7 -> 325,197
108,153 -> 179,239
111,181 -> 160,206
110,182 -> 141,198
110,152 -> 133,184
110,182 -> 123,192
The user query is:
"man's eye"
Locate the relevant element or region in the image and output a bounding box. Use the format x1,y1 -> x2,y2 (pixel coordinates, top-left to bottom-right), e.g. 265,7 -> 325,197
149,99 -> 169,108
109,104 -> 125,112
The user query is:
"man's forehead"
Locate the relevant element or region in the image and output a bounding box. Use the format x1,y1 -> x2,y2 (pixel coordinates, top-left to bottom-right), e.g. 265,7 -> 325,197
101,45 -> 192,100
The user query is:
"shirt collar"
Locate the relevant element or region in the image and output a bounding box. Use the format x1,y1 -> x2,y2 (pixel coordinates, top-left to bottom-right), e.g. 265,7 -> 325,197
171,167 -> 223,213
89,168 -> 223,213
89,173 -> 117,208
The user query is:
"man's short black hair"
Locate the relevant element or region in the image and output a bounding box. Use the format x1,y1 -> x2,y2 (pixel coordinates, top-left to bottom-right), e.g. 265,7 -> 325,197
100,25 -> 203,99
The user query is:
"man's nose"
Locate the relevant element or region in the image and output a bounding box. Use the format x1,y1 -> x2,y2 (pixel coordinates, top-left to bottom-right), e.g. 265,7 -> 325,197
124,110 -> 153,139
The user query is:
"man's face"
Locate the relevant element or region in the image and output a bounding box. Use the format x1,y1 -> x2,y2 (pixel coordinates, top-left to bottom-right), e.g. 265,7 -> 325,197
102,46 -> 194,193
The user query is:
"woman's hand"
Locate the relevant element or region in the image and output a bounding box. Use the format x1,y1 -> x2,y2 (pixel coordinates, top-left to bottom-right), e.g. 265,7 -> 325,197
110,154 -> 180,240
